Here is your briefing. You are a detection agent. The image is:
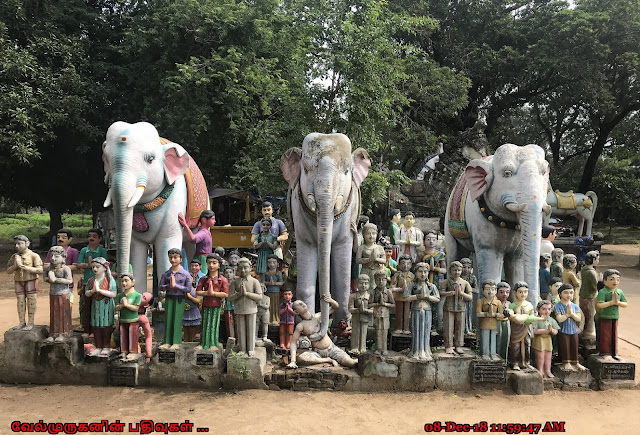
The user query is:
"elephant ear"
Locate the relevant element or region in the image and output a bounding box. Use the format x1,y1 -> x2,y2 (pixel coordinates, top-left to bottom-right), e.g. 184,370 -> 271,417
163,142 -> 190,185
281,147 -> 302,187
352,148 -> 371,187
465,158 -> 493,201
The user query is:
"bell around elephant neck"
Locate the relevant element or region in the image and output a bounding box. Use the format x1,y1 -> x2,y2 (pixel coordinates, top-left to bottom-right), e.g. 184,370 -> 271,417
297,180 -> 358,222
477,195 -> 521,231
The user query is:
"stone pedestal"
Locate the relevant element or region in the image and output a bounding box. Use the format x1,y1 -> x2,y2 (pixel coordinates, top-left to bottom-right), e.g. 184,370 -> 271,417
390,332 -> 411,352
108,357 -> 141,387
434,349 -> 474,390
579,335 -> 597,360
398,358 -> 436,392
222,347 -> 267,389
587,354 -> 636,390
148,342 -> 223,388
3,326 -> 49,371
551,364 -> 593,390
471,359 -> 507,387
507,368 -> 543,395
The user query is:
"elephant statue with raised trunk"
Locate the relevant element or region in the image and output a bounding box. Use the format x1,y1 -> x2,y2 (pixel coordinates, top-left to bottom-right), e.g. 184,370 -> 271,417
281,133 -> 370,337
543,189 -> 598,236
445,144 -> 550,305
102,121 -> 209,292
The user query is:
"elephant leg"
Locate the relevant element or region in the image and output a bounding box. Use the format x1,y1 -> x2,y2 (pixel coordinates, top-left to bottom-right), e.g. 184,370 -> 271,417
296,241 -> 318,314
576,214 -> 585,237
474,247 -> 504,291
131,238 -> 149,293
504,251 -> 523,290
330,239 -> 352,324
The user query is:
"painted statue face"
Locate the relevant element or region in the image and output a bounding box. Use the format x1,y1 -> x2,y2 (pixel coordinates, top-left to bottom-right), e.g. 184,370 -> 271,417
50,252 -> 65,266
461,262 -> 472,276
415,267 -> 427,282
203,216 -> 216,228
91,261 -> 106,276
223,268 -> 235,281
56,233 -> 71,248
399,258 -> 411,272
560,288 -> 574,303
375,274 -> 387,288
604,273 -> 620,290
207,258 -> 220,274
497,287 -> 510,303
190,262 -> 201,275
450,265 -> 462,280
87,231 -> 102,248
364,227 -> 376,244
262,206 -> 273,218
550,282 -> 562,295
515,286 -> 528,302
120,275 -> 134,290
403,215 -> 415,229
283,291 -> 293,302
385,249 -> 392,260
424,234 -> 437,249
169,254 -> 182,268
482,283 -> 497,300
262,220 -> 272,233
267,258 -> 278,271
229,254 -> 240,266
237,262 -> 251,278
538,303 -> 552,317
14,240 -> 28,254
392,212 -> 401,223
548,230 -> 557,241
357,276 -> 370,292
592,256 -> 600,267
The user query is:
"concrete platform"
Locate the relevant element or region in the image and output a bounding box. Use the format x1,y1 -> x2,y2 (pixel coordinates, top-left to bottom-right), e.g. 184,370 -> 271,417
148,342 -> 224,388
507,368 -> 544,395
222,347 -> 267,390
551,364 -> 593,390
587,354 -> 636,390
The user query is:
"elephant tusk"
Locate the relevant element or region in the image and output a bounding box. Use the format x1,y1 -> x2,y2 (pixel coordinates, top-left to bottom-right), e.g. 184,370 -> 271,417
127,185 -> 146,208
542,203 -> 551,214
103,188 -> 113,208
334,194 -> 344,213
505,202 -> 527,213
307,194 -> 316,213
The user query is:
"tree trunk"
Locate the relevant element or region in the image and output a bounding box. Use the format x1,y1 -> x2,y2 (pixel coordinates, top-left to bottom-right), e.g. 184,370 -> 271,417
578,132 -> 608,193
46,207 -> 63,247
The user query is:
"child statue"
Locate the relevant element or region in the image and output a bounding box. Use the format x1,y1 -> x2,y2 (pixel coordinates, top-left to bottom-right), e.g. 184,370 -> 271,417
251,201 -> 288,259
254,218 -> 279,274
397,211 -> 423,262
256,291 -> 270,343
184,259 -> 204,342
115,274 -> 142,360
460,257 -> 478,333
371,270 -> 395,355
278,289 -> 295,349
390,254 -> 414,334
531,300 -> 559,378
403,262 -> 440,361
228,257 -> 263,356
579,250 -> 600,339
76,229 -> 108,336
178,209 -> 216,274
44,245 -> 73,342
496,282 -> 511,360
228,250 -> 241,274
476,279 -> 504,361
262,255 -> 284,324
539,253 -> 552,301
223,266 -> 236,339
158,248 -> 192,350
596,269 -> 628,361
7,235 -> 43,330
554,284 -> 585,371
349,274 -> 373,354
562,253 -> 580,304
85,257 -> 116,356
550,248 -> 564,280
388,208 -> 401,247
507,282 -> 539,370
356,222 -> 386,290
440,261 -> 473,355
422,230 -> 447,332
138,292 -> 153,362
383,245 -> 397,277
196,254 -> 229,351
549,277 -> 562,303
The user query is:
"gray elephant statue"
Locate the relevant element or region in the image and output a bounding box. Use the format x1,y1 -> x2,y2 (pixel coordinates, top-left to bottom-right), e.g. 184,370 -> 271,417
280,133 -> 370,336
102,121 -> 210,292
444,144 -> 550,305
543,189 -> 598,236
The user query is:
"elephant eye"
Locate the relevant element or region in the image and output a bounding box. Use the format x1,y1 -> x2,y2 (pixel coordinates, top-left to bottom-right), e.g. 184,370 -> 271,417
503,169 -> 513,177
145,153 -> 155,164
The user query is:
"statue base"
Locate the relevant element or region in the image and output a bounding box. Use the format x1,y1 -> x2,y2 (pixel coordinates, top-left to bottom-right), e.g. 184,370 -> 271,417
551,363 -> 593,390
222,347 -> 267,390
587,354 -> 636,390
579,335 -> 598,360
149,342 -> 224,388
507,368 -> 544,395
471,358 -> 507,387
434,348 -> 475,391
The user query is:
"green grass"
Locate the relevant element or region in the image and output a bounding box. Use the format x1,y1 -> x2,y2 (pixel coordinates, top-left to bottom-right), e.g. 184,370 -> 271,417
592,224 -> 640,245
0,213 -> 92,243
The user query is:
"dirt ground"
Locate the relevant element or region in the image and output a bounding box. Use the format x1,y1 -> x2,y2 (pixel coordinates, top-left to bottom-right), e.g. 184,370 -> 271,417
0,245 -> 639,434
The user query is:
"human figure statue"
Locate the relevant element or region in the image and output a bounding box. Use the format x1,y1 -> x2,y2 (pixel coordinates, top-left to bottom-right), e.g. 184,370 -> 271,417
403,262 -> 440,361
115,273 -> 142,360
383,245 -> 397,277
150,291 -> 166,340
184,259 -> 204,342
562,253 -> 580,305
549,277 -> 562,303
532,300 -> 559,378
85,257 -> 116,356
349,274 -> 373,354
540,225 -> 557,256
227,250 -> 241,274
223,266 -> 236,339
262,255 -> 283,324
596,269 -> 628,361
554,284 -> 585,371
550,248 -> 564,280
256,291 -> 271,343
254,218 -> 279,274
44,228 -> 79,269
251,201 -> 288,259
539,253 -> 552,301
440,261 -> 473,354
507,282 -> 540,370
76,229 -> 108,336
7,235 -> 43,330
390,254 -> 414,334
158,248 -> 192,350
228,257 -> 263,356
397,211 -> 423,263
356,222 -> 386,291
388,208 -> 401,247
460,257 -> 477,333
421,230 -> 447,332
371,270 -> 395,355
278,289 -> 295,349
476,279 -> 503,360
579,250 -> 600,339
495,282 -> 511,361
287,294 -> 358,368
196,254 -> 229,351
44,245 -> 73,342
178,209 -> 216,275
138,292 -> 153,363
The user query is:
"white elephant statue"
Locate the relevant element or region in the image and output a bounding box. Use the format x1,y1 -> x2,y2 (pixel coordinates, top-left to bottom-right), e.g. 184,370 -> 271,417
102,121 -> 210,292
280,133 -> 370,336
543,189 -> 598,236
444,144 -> 550,305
